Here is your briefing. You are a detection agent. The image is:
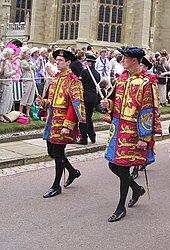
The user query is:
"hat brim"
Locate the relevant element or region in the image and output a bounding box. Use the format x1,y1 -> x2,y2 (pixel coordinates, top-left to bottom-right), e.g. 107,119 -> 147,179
117,48 -> 128,56
141,57 -> 152,70
53,49 -> 77,63
117,48 -> 135,58
85,58 -> 96,63
30,47 -> 39,55
117,47 -> 145,59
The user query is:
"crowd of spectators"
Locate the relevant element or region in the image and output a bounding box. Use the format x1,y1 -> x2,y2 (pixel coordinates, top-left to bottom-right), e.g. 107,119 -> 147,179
0,40 -> 170,123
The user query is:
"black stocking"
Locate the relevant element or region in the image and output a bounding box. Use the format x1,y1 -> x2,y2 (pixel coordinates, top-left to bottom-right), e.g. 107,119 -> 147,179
109,162 -> 119,177
64,156 -> 76,175
116,166 -> 130,212
108,163 -> 130,213
52,159 -> 65,189
129,178 -> 141,198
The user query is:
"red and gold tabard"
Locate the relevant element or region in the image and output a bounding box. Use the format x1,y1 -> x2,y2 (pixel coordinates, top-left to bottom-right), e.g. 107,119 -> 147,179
43,69 -> 86,144
105,68 -> 162,166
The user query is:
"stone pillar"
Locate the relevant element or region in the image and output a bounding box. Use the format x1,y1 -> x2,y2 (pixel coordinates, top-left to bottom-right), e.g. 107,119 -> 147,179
152,0 -> 170,51
24,12 -> 30,40
124,0 -> 151,48
44,0 -> 58,43
140,0 -> 152,48
29,0 -> 46,45
2,0 -> 11,22
29,0 -> 58,46
76,0 -> 94,48
1,14 -> 8,44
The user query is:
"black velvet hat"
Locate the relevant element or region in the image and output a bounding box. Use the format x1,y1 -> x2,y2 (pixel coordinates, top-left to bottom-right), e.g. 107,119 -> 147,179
117,47 -> 145,59
85,55 -> 96,62
141,56 -> 152,70
52,49 -> 77,63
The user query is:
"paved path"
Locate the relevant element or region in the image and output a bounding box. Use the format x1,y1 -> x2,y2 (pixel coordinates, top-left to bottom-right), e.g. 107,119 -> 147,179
0,139 -> 170,250
0,120 -> 170,169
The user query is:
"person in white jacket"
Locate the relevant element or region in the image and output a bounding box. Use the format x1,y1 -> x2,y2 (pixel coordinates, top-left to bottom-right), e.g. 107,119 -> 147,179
95,48 -> 111,87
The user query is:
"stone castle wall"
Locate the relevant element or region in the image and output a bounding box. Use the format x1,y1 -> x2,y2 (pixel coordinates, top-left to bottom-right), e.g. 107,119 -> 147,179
0,0 -> 170,51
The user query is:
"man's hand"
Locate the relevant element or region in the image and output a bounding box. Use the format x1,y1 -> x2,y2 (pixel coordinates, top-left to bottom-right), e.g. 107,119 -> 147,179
137,140 -> 147,150
35,96 -> 44,106
60,128 -> 70,136
100,99 -> 109,109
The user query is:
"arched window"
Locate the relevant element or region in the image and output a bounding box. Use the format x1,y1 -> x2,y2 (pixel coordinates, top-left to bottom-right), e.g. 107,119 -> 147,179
71,5 -> 75,21
103,24 -> 109,41
15,10 -> 20,22
21,0 -> 25,9
112,7 -> 117,23
75,23 -> 79,39
110,25 -> 115,42
99,5 -> 104,22
70,23 -> 74,39
98,23 -> 103,40
116,26 -> 121,42
60,24 -> 64,39
61,6 -> 65,21
60,1 -> 80,40
117,7 -> 122,24
16,0 -> 32,23
105,6 -> 110,22
97,0 -> 123,43
76,5 -> 80,21
21,10 -> 25,22
64,23 -> 68,39
27,0 -> 31,9
16,0 -> 20,8
66,5 -> 70,21
119,0 -> 123,6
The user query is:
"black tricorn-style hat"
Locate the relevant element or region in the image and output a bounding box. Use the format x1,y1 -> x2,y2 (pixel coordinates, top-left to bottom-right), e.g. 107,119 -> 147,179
141,56 -> 152,70
117,47 -> 145,59
85,55 -> 96,62
52,49 -> 77,63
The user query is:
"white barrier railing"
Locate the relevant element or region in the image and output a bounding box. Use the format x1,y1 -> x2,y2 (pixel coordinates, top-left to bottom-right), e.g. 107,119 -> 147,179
0,77 -> 52,82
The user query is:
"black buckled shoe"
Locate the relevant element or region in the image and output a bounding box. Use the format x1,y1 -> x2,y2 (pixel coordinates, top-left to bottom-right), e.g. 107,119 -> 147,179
76,139 -> 88,145
128,186 -> 145,207
108,209 -> 126,222
64,170 -> 81,187
43,186 -> 61,198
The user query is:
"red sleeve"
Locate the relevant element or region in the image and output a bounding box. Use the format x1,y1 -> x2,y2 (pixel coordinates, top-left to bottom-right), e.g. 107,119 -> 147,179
65,101 -> 77,123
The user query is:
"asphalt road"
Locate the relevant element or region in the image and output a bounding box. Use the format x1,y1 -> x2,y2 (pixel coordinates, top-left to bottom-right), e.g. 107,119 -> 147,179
0,139 -> 170,250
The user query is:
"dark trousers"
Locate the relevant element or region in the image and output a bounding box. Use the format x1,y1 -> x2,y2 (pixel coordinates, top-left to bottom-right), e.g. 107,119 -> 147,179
109,162 -> 140,212
47,141 -> 76,189
79,94 -> 97,142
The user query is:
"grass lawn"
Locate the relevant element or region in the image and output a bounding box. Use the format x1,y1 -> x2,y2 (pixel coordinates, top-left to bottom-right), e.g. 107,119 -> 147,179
0,107 -> 169,135
160,106 -> 170,114
0,120 -> 45,135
